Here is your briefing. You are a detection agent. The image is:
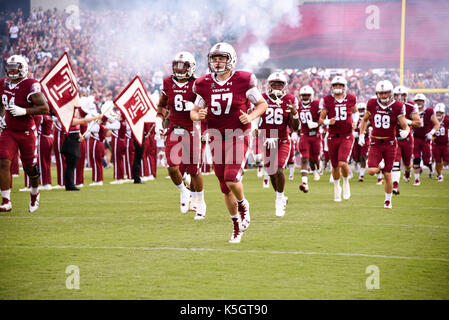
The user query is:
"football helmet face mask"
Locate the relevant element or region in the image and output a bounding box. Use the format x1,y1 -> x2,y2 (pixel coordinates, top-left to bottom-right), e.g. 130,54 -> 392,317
393,85 -> 408,103
208,42 -> 237,75
376,80 -> 394,105
266,72 -> 288,99
5,55 -> 28,81
331,76 -> 347,95
299,85 -> 314,105
172,51 -> 196,80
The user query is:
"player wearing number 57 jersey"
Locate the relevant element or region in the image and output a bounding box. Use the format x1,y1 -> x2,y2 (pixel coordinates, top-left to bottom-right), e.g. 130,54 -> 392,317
319,76 -> 358,202
191,42 -> 268,243
0,55 -> 50,213
359,80 -> 410,209
155,51 -> 207,220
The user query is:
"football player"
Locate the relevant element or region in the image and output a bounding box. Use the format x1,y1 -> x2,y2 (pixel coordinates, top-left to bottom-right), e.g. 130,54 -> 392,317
432,103 -> 449,182
156,51 -> 207,220
412,93 -> 440,185
319,76 -> 358,202
351,102 -> 370,182
359,80 -> 410,209
0,55 -> 50,212
190,42 -> 268,243
259,71 -> 299,217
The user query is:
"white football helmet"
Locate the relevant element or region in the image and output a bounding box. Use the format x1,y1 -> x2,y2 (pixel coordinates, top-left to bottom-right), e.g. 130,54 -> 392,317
413,93 -> 427,109
208,42 -> 237,75
299,85 -> 314,105
331,76 -> 347,95
393,85 -> 408,102
172,51 -> 196,80
357,102 -> 367,113
5,55 -> 28,80
434,103 -> 446,120
376,80 -> 394,105
266,72 -> 288,99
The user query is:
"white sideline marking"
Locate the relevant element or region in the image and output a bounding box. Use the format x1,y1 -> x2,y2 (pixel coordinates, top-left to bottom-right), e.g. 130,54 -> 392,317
1,245 -> 448,262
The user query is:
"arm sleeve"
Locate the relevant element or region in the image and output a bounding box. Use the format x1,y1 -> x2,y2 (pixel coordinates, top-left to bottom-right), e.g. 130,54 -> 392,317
246,87 -> 263,104
27,82 -> 42,103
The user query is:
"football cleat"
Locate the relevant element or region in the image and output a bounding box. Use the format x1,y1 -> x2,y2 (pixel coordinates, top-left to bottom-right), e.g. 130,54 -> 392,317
75,184 -> 84,188
237,199 -> 250,232
229,218 -> 243,243
299,183 -> 309,193
52,185 -> 65,189
342,179 -> 350,200
19,187 -> 31,192
194,201 -> 206,220
413,179 -> 420,186
313,171 -> 320,181
29,192 -> 40,213
429,171 -> 433,179
39,184 -> 52,191
404,170 -> 411,182
334,183 -> 342,202
358,176 -> 364,182
384,200 -> 392,209
275,196 -> 288,217
110,179 -> 124,184
437,175 -> 443,182
256,167 -> 263,178
329,175 -> 334,183
0,198 -> 12,212
89,181 -> 103,186
392,181 -> 400,195
180,189 -> 191,214
376,178 -> 383,185
263,178 -> 269,188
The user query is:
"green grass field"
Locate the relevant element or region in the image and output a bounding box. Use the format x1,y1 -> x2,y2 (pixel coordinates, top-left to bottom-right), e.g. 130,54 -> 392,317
0,166 -> 448,300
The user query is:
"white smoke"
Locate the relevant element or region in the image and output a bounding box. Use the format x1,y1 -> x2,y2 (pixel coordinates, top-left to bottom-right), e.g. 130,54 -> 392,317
85,0 -> 301,77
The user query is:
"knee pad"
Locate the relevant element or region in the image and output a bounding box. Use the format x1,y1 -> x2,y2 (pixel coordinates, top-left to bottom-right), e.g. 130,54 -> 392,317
26,165 -> 40,179
413,157 -> 421,167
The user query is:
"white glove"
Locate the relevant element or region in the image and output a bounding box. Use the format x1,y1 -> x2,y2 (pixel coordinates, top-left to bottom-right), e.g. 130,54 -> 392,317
358,134 -> 365,146
307,121 -> 319,129
264,137 -> 278,150
9,104 -> 27,117
353,131 -> 359,139
155,116 -> 164,137
184,101 -> 194,111
399,129 -> 409,139
291,131 -> 299,142
425,129 -> 435,141
406,119 -> 412,125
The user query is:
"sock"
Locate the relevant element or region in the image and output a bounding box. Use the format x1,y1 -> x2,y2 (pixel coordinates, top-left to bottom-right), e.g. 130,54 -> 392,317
276,191 -> 284,199
237,198 -> 245,204
414,173 -> 420,181
385,193 -> 392,202
176,183 -> 187,192
359,167 -> 366,177
392,171 -> 400,184
289,165 -> 295,176
343,176 -> 349,183
231,213 -> 239,220
1,189 -> 11,200
197,190 -> 204,201
301,176 -> 308,184
31,187 -> 39,195
333,179 -> 340,187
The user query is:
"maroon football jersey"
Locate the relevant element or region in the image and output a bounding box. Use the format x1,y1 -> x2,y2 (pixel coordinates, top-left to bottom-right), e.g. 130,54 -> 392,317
193,71 -> 254,134
395,101 -> 418,137
413,107 -> 435,138
321,93 -> 357,136
0,77 -> 41,131
434,114 -> 449,145
367,98 -> 405,138
260,93 -> 297,139
39,114 -> 53,136
162,76 -> 197,130
299,100 -> 320,135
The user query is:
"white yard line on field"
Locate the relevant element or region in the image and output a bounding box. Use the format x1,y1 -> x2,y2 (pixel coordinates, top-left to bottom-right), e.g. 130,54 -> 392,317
1,245 -> 448,262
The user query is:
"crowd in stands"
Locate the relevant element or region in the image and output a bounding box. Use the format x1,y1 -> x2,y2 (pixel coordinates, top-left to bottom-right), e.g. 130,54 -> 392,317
1,7 -> 448,108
